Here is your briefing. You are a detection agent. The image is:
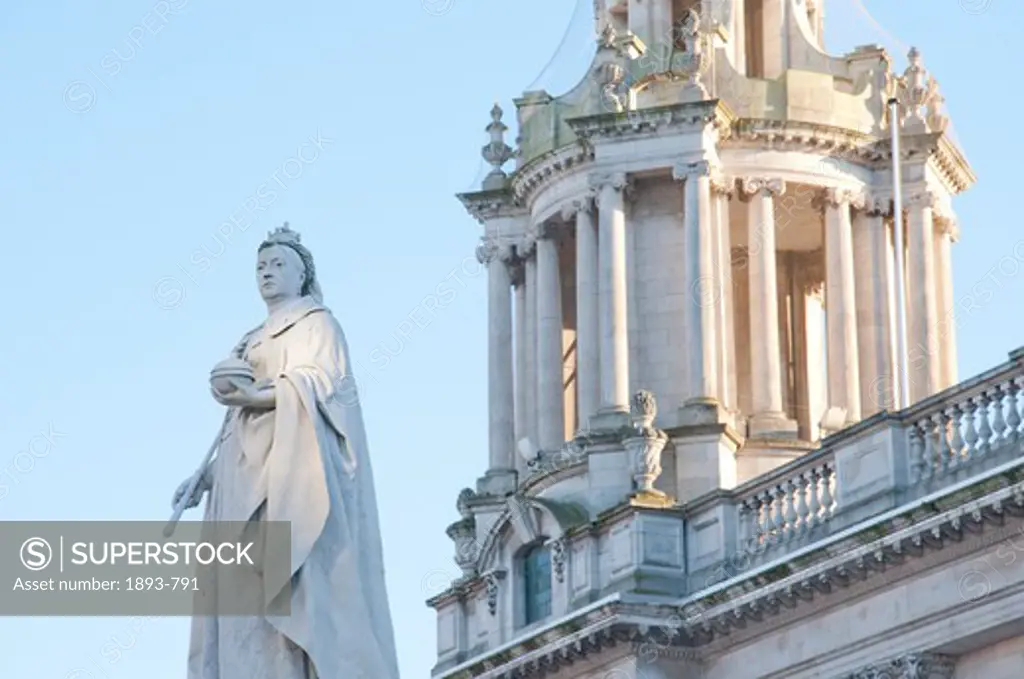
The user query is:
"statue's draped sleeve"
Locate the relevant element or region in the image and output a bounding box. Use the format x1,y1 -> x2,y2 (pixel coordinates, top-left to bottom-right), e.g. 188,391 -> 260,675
263,308 -> 356,602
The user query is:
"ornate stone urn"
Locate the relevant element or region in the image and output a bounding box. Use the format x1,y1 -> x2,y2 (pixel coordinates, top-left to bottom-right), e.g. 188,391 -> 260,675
622,390 -> 670,503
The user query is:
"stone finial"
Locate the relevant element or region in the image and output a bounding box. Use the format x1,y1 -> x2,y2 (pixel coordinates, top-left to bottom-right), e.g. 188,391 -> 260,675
624,390 -> 670,501
897,47 -> 946,134
675,8 -> 709,100
446,518 -> 479,577
456,487 -> 476,519
630,390 -> 658,430
481,103 -> 514,190
597,22 -> 616,49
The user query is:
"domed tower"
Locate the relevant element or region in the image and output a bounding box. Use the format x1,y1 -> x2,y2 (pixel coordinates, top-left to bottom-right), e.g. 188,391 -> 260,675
430,2 -> 975,676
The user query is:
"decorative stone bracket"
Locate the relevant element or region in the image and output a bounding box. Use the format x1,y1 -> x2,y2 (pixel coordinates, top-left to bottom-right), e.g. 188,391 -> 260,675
546,537 -> 567,584
483,569 -> 506,616
842,651 -> 955,679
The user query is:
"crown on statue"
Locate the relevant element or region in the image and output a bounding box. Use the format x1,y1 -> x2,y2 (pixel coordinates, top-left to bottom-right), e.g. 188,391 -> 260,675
265,222 -> 302,245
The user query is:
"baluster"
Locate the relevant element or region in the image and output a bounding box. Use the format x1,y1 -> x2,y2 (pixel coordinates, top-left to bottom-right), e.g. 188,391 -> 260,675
739,497 -> 760,554
991,384 -> 1008,444
963,397 -> 980,462
921,417 -> 938,479
805,469 -> 822,532
795,473 -> 810,536
908,425 -> 925,483
771,485 -> 786,545
976,394 -> 994,457
758,489 -> 773,546
933,411 -> 951,475
1006,379 -> 1022,441
783,479 -> 798,542
819,464 -> 835,521
949,404 -> 965,468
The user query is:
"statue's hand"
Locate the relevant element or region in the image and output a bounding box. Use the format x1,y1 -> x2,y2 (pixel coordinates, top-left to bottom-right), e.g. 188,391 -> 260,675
172,471 -> 210,510
210,381 -> 274,409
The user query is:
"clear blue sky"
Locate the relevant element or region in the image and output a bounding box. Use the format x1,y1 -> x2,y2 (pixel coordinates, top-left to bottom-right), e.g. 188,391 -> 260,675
0,1 -> 1020,677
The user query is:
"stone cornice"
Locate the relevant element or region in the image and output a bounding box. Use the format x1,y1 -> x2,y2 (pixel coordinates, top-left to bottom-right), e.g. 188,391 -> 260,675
893,131 -> 976,195
457,188 -> 525,225
723,121 -> 975,194
509,142 -> 594,207
727,118 -> 884,163
565,99 -> 735,144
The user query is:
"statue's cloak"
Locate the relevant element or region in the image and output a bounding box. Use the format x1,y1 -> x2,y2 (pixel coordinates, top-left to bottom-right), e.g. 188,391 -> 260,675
188,295 -> 400,679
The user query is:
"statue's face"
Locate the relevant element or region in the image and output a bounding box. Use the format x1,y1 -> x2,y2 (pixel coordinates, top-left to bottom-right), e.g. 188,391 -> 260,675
256,245 -> 305,302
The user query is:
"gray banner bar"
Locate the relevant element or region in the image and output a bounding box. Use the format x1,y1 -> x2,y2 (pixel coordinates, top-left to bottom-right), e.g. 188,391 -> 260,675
1,521 -> 291,616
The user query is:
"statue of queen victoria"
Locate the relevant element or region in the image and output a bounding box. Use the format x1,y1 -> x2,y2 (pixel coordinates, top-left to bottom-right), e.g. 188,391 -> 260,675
172,224 -> 401,678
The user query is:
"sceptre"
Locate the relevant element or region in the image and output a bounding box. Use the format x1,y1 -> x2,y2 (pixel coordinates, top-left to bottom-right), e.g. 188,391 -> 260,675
163,408 -> 233,538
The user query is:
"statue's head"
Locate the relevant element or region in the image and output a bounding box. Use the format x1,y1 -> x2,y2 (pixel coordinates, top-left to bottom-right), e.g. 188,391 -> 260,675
256,224 -> 323,303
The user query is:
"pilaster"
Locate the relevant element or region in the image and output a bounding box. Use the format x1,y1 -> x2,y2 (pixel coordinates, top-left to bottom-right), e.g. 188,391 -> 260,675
535,221 -> 567,452
905,189 -> 941,402
934,214 -> 958,390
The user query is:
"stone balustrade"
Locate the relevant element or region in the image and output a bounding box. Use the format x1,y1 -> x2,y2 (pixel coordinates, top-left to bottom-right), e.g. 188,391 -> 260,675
737,456 -> 837,551
905,353 -> 1024,485
691,346 -> 1024,580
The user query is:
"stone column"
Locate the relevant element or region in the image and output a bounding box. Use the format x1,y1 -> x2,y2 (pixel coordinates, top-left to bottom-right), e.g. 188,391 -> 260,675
566,195 -> 600,432
512,264 -> 527,447
589,171 -> 631,426
475,238 -> 517,495
535,223 -> 566,451
906,190 -> 941,402
934,216 -> 958,389
673,160 -> 720,422
823,188 -> 862,424
521,235 -> 539,452
740,177 -> 795,438
855,196 -> 896,414
711,176 -> 738,416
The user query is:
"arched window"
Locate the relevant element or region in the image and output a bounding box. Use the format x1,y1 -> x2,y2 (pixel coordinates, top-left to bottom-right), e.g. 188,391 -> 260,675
521,543 -> 552,625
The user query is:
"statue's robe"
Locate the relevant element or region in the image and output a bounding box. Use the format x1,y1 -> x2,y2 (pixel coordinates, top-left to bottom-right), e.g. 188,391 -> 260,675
188,295 -> 400,679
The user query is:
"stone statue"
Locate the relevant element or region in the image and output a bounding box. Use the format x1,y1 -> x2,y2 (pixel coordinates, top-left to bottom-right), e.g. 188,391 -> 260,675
172,224 -> 401,678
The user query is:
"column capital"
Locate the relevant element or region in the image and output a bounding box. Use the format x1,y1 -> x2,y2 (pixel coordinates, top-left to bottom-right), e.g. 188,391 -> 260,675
671,159 -> 714,180
710,174 -> 735,196
740,177 -> 785,197
843,651 -> 955,679
559,192 -> 596,221
476,237 -> 515,265
516,230 -> 537,258
793,249 -> 825,299
862,192 -> 890,217
936,214 -> 960,241
535,220 -> 568,241
905,189 -> 938,210
822,187 -> 865,209
588,171 -> 630,192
